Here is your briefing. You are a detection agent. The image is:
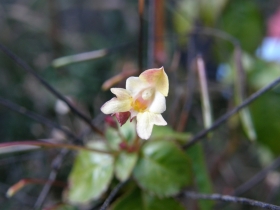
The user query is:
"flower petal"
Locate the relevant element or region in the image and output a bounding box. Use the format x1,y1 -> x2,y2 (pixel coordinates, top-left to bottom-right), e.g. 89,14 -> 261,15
111,88 -> 131,100
115,112 -> 131,126
101,98 -> 131,114
126,77 -> 150,97
136,112 -> 154,140
136,112 -> 167,140
148,91 -> 166,113
139,67 -> 169,96
151,113 -> 167,126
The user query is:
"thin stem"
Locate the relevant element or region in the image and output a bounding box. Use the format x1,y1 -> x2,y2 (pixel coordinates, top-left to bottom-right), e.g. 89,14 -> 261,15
176,43 -> 196,132
183,75 -> 280,149
0,141 -> 112,154
234,47 -> 256,141
52,49 -> 107,68
34,149 -> 67,209
99,181 -> 127,210
7,178 -> 66,197
52,42 -> 133,68
35,114 -> 107,208
48,0 -> 62,58
138,0 -> 144,73
0,97 -> 82,144
189,26 -> 239,46
147,0 -> 155,68
184,191 -> 280,210
234,156 -> 280,196
0,43 -> 104,136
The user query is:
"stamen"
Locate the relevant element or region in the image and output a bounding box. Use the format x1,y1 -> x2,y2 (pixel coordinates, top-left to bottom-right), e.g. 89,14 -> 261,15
131,88 -> 155,112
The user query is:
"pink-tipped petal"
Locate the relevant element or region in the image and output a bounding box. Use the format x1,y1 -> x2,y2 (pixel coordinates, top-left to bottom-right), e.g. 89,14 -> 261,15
126,77 -> 150,97
101,98 -> 131,114
110,88 -> 131,99
148,91 -> 166,113
139,67 -> 169,97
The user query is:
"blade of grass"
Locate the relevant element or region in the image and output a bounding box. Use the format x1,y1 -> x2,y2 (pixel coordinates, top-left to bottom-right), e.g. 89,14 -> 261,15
196,55 -> 213,131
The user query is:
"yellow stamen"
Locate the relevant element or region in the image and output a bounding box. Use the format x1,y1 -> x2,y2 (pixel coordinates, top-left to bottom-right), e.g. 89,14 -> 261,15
131,88 -> 155,112
132,98 -> 148,112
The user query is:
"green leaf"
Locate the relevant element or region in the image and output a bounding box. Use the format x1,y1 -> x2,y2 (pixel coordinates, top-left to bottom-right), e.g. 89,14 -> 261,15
65,141 -> 114,204
111,187 -> 185,210
187,143 -> 213,210
110,186 -> 143,210
143,193 -> 185,210
151,126 -> 191,144
218,0 -> 264,53
199,0 -> 228,25
133,140 -> 192,197
115,152 -> 138,181
251,92 -> 280,155
105,120 -> 136,151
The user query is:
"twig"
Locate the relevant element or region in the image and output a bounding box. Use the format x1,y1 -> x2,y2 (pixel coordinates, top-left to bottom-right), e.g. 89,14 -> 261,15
233,156 -> 280,196
48,0 -> 62,58
176,38 -> 196,132
138,0 -> 144,73
0,97 -> 81,144
147,0 -> 155,68
35,114 -> 106,208
183,75 -> 280,149
7,178 -> 66,197
52,42 -> 133,68
184,191 -> 280,210
0,141 -> 112,154
189,27 -> 239,46
34,149 -> 67,209
0,43 -> 104,136
99,181 -> 127,210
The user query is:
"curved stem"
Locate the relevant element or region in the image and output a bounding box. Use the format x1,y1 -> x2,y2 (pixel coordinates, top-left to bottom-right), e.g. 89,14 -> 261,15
184,191 -> 280,210
184,75 -> 280,149
0,43 -> 104,136
0,97 -> 82,144
7,178 -> 66,197
0,141 -> 113,155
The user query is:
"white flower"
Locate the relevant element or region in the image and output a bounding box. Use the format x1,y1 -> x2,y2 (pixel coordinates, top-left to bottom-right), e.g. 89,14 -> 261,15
101,67 -> 169,140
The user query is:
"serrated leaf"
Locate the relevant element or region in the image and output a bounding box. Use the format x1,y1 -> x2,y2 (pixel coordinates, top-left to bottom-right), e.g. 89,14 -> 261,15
111,187 -> 185,210
133,140 -> 192,197
115,152 -> 138,181
187,143 -> 213,210
65,141 -> 114,205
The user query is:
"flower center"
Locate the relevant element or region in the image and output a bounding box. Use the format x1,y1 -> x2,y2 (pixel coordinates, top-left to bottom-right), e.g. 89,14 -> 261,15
131,88 -> 155,112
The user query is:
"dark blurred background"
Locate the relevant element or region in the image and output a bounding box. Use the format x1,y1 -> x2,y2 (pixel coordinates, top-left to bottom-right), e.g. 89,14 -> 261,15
1,0 -> 280,209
